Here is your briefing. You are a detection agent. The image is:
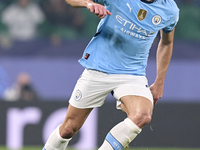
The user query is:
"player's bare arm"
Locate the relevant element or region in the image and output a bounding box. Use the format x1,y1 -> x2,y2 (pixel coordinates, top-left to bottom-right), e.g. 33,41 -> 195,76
65,0 -> 111,19
150,29 -> 175,105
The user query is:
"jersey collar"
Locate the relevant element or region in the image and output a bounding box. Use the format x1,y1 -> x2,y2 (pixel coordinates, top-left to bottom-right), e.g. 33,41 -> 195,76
140,0 -> 156,4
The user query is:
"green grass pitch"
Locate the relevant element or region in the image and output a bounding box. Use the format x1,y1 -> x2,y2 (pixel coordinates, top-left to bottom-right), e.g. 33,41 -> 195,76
0,147 -> 200,150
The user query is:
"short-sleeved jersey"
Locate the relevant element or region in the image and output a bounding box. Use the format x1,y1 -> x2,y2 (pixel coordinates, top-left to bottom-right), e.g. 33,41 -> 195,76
79,0 -> 179,76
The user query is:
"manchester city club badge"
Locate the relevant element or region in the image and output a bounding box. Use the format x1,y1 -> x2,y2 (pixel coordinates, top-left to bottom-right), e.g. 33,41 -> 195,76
74,90 -> 82,101
152,15 -> 162,25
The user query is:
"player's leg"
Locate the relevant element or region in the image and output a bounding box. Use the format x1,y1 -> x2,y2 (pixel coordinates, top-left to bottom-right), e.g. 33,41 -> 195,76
120,95 -> 153,128
99,95 -> 153,150
43,69 -> 111,150
43,104 -> 93,150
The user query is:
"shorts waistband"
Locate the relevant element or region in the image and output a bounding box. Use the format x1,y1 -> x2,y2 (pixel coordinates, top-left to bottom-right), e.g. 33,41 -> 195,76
86,69 -> 109,76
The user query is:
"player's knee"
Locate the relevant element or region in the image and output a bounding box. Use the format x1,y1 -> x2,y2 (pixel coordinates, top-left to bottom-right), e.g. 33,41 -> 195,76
139,112 -> 152,125
59,125 -> 78,139
141,113 -> 152,125
130,112 -> 152,127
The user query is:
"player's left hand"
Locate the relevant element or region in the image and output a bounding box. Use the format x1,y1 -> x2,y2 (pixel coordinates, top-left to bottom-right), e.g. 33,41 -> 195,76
150,82 -> 164,105
87,2 -> 111,19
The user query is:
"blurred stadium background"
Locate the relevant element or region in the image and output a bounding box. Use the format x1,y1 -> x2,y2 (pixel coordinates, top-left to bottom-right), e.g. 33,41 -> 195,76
0,0 -> 199,150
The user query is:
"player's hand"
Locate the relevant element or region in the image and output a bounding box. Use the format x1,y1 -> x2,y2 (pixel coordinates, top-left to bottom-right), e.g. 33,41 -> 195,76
150,82 -> 164,105
87,2 -> 111,19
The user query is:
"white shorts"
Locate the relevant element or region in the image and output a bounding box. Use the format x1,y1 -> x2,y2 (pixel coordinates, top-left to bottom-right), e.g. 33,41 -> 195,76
69,69 -> 153,109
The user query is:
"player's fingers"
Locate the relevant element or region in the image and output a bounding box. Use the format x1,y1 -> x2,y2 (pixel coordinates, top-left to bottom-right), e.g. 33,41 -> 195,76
98,7 -> 105,17
87,3 -> 94,12
96,7 -> 102,17
106,10 -> 112,15
103,8 -> 109,17
99,6 -> 111,18
98,8 -> 107,19
153,95 -> 162,105
94,5 -> 100,15
94,7 -> 104,18
90,5 -> 95,13
153,97 -> 158,105
89,3 -> 111,19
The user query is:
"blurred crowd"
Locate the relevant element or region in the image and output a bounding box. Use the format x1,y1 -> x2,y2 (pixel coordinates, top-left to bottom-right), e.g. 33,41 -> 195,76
0,0 -> 199,42
3,72 -> 38,102
0,0 -> 100,43
175,0 -> 200,40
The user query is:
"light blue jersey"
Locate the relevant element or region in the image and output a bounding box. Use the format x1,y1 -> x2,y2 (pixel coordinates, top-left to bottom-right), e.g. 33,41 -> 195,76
79,0 -> 179,76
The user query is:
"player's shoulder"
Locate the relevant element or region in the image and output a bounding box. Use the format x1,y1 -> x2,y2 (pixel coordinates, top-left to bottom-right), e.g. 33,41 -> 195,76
156,0 -> 179,22
163,0 -> 179,13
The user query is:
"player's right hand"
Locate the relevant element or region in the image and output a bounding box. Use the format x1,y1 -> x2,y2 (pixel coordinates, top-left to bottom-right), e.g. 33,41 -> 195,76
87,2 -> 111,19
150,82 -> 164,105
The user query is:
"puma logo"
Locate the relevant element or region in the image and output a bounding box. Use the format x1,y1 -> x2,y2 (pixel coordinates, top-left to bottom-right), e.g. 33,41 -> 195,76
126,3 -> 132,12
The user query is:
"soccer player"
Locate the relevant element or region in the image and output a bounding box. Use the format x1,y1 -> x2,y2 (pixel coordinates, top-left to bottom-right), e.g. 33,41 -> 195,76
43,0 -> 179,149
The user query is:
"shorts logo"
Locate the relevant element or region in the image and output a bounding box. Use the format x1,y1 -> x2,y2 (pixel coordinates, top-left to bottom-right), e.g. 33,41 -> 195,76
74,90 -> 82,101
152,15 -> 162,25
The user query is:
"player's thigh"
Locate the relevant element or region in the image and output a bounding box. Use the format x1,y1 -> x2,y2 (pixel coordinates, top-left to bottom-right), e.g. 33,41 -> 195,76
120,95 -> 153,116
61,104 -> 93,132
113,75 -> 153,109
120,95 -> 153,128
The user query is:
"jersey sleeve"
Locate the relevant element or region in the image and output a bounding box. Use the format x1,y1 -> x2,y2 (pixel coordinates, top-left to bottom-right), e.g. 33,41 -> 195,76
94,0 -> 112,5
163,7 -> 179,33
94,0 -> 104,4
